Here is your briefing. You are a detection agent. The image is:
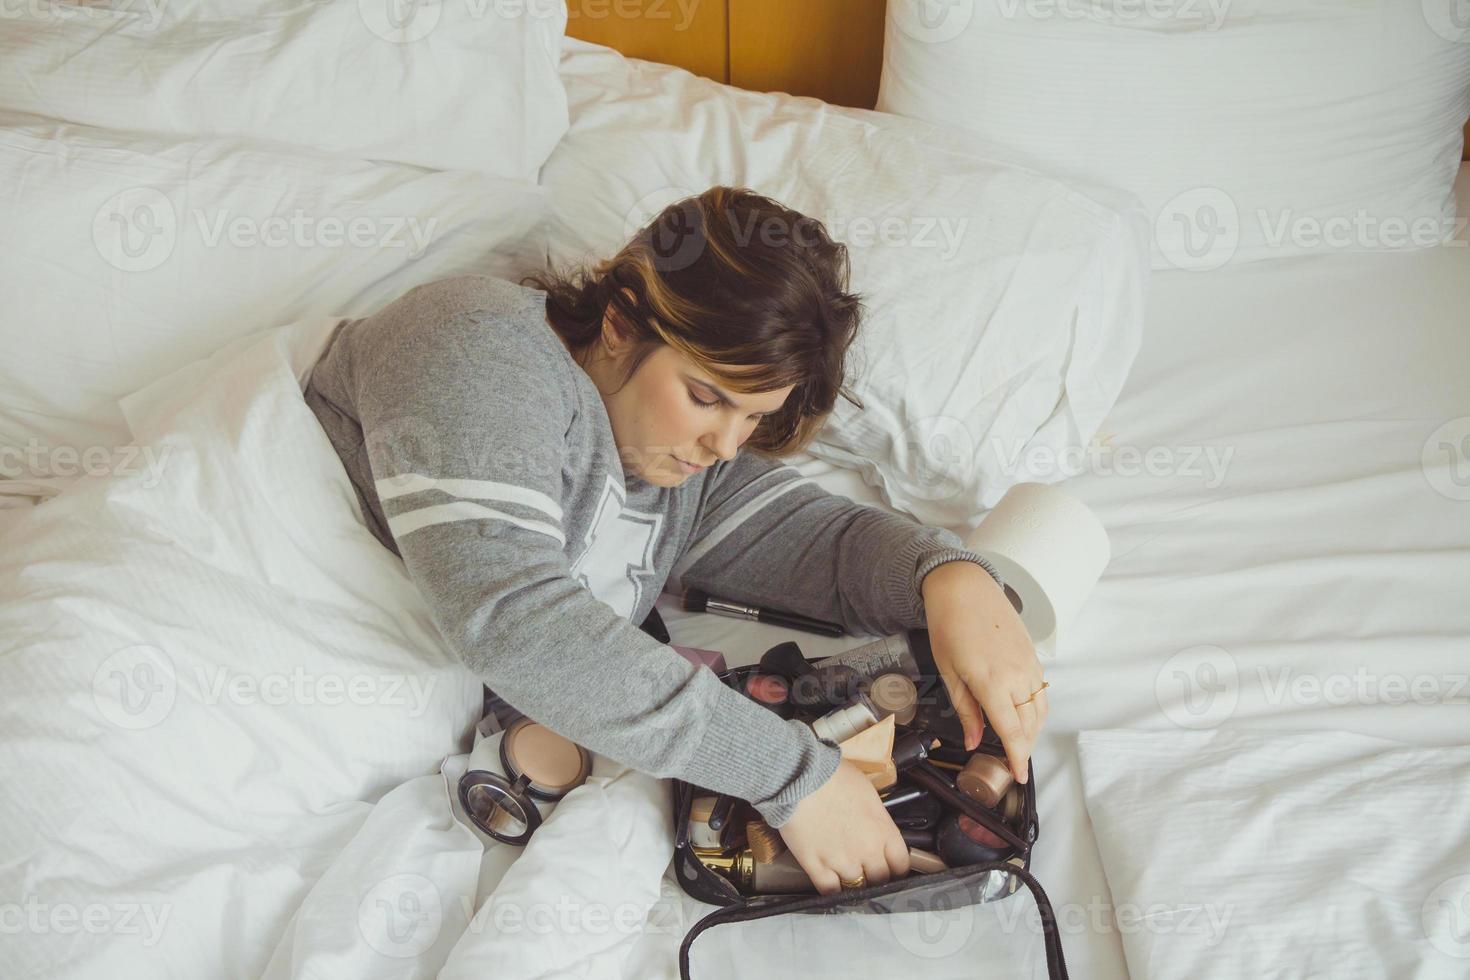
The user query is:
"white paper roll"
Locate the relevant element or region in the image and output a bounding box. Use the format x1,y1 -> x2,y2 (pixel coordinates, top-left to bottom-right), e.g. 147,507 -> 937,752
962,482 -> 1110,655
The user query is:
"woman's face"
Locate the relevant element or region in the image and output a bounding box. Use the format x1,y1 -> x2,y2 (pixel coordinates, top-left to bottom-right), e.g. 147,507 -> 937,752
582,327 -> 794,487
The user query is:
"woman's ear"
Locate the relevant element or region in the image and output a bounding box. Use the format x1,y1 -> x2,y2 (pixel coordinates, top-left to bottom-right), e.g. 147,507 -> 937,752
600,287 -> 639,355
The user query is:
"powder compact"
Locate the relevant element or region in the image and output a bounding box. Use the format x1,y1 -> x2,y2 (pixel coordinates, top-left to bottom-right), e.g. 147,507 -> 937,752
457,718 -> 593,846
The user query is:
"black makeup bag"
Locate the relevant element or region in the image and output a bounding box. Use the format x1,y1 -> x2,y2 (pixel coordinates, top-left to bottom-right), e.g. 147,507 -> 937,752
665,633 -> 1069,980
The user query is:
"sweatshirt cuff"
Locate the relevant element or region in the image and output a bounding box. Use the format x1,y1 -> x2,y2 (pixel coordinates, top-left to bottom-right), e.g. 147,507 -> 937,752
883,528 -> 1006,629
689,689 -> 844,828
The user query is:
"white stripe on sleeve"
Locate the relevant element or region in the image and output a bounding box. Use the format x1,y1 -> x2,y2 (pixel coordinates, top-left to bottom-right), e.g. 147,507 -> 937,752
386,500 -> 566,547
374,474 -> 563,523
669,472 -> 812,581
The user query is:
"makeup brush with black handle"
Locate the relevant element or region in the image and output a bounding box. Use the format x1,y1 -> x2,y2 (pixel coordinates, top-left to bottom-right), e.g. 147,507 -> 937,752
682,588 -> 844,638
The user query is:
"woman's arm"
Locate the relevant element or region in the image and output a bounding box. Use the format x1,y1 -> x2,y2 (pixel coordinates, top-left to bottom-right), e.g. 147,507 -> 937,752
671,449 -> 1045,781
669,449 -> 1005,637
345,306 -> 839,826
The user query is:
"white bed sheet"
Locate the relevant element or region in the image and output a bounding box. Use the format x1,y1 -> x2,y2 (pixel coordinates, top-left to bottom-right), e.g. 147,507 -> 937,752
650,166 -> 1470,978
0,44 -> 1462,974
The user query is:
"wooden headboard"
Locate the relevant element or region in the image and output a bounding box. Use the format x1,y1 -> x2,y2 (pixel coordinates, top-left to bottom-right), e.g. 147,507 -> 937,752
567,1 -> 1470,161
566,0 -> 886,110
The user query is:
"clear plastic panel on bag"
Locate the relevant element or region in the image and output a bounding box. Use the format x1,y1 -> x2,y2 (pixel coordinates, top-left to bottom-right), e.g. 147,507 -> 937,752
682,865 -> 1065,980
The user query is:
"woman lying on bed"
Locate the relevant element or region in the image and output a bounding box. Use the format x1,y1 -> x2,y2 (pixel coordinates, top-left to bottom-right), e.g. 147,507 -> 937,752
301,186 -> 1046,896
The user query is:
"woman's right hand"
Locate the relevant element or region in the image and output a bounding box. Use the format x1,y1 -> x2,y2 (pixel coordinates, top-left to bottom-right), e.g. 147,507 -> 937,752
778,758 -> 910,895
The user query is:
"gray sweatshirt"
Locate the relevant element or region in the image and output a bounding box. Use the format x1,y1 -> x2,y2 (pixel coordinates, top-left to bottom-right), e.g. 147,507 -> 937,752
302,274 -> 1003,826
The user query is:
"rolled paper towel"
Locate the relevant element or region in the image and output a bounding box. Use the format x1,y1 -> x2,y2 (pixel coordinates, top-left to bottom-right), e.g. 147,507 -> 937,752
962,483 -> 1109,655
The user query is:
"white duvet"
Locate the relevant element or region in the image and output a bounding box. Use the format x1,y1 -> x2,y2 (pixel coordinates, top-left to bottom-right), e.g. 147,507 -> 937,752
0,320 -> 699,979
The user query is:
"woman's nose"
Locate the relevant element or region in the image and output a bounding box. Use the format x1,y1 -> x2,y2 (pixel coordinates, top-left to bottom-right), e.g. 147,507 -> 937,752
704,417 -> 743,462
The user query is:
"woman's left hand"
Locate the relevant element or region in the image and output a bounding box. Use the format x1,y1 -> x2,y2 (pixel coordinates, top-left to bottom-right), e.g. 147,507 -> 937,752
920,561 -> 1047,783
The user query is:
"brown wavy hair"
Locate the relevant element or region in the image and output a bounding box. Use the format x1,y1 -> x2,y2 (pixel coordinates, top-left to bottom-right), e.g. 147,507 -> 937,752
522,186 -> 864,456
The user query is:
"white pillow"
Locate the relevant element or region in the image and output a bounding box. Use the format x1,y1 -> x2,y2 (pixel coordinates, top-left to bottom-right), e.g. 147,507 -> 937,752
0,0 -> 569,178
1078,729 -> 1470,978
541,39 -> 1150,527
878,0 -> 1470,270
0,110 -> 549,472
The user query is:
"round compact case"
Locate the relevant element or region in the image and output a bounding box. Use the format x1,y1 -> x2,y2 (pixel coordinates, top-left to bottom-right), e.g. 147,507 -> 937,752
457,717 -> 593,846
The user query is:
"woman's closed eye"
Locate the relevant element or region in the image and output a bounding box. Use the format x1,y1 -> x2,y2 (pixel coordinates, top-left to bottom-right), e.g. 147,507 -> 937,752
688,389 -> 721,411
688,387 -> 769,420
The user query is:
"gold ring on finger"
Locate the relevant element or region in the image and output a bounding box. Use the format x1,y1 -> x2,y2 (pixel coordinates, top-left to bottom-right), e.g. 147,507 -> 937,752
1013,680 -> 1050,708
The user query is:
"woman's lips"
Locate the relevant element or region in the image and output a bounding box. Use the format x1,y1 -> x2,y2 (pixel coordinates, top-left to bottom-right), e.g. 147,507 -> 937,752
673,455 -> 707,474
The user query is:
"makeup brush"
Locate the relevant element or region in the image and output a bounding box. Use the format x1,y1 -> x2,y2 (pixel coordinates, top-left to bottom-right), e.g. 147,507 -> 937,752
745,820 -> 786,864
683,588 -> 844,637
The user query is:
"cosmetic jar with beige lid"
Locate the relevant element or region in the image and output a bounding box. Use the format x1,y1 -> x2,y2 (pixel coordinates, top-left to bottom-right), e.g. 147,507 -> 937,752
810,693 -> 880,744
867,672 -> 918,725
457,717 -> 592,847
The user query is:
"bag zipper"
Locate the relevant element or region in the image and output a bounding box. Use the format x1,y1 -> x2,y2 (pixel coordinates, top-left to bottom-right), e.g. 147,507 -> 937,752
677,859 -> 1069,980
